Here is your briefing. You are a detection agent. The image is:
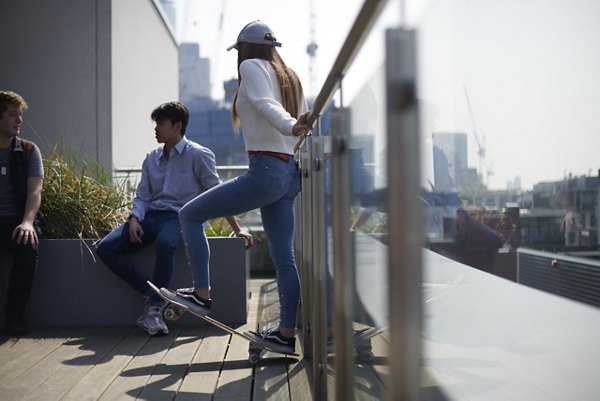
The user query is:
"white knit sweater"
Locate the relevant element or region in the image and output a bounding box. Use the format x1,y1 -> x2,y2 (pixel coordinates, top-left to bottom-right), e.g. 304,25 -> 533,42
236,58 -> 308,155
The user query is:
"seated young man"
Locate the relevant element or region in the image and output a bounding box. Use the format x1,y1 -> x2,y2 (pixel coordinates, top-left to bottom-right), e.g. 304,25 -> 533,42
97,101 -> 251,336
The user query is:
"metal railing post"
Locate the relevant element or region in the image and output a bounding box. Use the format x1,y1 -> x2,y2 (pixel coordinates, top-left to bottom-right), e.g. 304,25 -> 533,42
310,137 -> 328,400
385,27 -> 422,401
299,147 -> 314,359
331,107 -> 355,401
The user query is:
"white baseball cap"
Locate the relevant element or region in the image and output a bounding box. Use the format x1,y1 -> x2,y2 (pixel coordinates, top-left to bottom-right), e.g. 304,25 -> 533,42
226,20 -> 282,51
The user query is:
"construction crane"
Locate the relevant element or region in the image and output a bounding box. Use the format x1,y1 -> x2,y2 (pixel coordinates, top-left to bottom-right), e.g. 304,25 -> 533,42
463,85 -> 493,186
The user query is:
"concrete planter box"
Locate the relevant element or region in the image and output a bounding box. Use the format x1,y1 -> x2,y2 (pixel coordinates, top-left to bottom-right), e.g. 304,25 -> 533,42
0,237 -> 249,328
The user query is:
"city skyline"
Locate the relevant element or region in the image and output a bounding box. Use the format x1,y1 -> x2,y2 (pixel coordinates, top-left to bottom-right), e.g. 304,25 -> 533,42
416,0 -> 599,190
172,0 -> 599,191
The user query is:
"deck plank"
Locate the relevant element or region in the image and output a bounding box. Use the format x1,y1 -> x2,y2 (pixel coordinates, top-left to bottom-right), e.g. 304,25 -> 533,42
98,326 -> 188,400
253,353 -> 292,401
0,336 -> 65,389
0,279 -> 412,401
354,361 -> 386,401
135,325 -> 203,400
212,322 -> 254,401
2,327 -> 103,399
252,278 -> 294,401
33,327 -> 145,401
0,326 -> 129,393
212,280 -> 264,400
60,326 -> 153,400
367,330 -> 389,382
175,325 -> 230,401
287,358 -> 313,401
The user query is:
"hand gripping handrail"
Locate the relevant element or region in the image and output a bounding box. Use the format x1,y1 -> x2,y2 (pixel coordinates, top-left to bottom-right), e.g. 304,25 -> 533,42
294,0 -> 389,158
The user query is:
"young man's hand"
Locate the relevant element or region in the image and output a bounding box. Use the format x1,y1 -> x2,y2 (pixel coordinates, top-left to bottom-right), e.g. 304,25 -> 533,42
12,221 -> 38,245
128,217 -> 144,243
234,230 -> 254,249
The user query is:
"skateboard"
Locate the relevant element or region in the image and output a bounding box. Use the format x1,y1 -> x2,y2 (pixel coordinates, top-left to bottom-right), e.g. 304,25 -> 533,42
352,326 -> 386,361
147,281 -> 300,365
325,326 -> 386,360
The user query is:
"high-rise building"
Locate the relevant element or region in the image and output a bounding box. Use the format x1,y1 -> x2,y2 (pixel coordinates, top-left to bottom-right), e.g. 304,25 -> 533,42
432,132 -> 468,191
179,43 -> 211,103
507,175 -> 522,191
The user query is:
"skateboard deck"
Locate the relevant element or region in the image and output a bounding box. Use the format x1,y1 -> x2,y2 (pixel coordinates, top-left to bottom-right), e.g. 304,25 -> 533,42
147,281 -> 299,364
353,326 -> 386,361
354,326 -> 386,345
325,326 -> 385,360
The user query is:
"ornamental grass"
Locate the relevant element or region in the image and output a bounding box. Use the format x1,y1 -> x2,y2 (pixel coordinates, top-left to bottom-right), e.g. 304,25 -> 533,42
39,145 -> 240,240
40,145 -> 131,239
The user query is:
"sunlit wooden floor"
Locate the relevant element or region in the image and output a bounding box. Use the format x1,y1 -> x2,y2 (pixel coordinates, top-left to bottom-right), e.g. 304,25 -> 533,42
0,279 -> 387,400
0,280 -> 306,400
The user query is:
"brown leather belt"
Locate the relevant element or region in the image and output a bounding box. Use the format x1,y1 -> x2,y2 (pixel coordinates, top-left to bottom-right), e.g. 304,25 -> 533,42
248,150 -> 290,162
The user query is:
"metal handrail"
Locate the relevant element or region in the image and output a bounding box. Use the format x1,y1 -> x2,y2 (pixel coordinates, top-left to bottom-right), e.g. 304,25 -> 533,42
114,165 -> 248,175
298,1 -> 391,400
294,0 -> 390,154
308,0 -> 389,125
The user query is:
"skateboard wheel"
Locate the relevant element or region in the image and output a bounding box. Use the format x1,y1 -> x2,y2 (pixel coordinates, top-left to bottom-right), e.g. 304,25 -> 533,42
248,349 -> 261,365
358,350 -> 374,361
355,342 -> 374,361
163,304 -> 183,321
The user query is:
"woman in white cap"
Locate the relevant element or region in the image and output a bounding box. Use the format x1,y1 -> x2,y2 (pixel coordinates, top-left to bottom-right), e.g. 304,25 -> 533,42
167,20 -> 311,354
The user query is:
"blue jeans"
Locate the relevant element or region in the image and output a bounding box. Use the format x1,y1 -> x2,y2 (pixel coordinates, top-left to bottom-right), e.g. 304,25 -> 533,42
96,211 -> 182,306
179,154 -> 301,329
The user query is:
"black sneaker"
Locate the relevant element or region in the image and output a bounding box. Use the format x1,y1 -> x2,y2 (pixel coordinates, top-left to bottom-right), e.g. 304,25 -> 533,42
161,287 -> 212,316
326,327 -> 379,354
246,327 -> 296,354
353,327 -> 378,345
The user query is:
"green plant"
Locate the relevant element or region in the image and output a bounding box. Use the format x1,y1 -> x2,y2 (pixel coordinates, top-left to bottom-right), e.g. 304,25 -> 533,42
40,144 -> 244,240
205,217 -> 235,237
40,145 -> 132,239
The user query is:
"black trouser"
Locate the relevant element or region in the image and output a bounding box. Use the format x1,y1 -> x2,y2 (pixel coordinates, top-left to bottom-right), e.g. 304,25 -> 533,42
0,217 -> 39,318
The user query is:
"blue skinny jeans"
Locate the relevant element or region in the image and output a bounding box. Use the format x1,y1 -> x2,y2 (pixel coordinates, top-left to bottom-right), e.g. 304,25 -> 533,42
96,211 -> 182,306
179,154 -> 301,329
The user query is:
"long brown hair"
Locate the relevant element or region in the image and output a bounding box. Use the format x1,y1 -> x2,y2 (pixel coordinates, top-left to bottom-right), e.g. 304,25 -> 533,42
231,42 -> 304,131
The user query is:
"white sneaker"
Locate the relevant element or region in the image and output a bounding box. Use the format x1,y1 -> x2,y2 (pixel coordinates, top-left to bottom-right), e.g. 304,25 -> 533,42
143,305 -> 168,336
136,299 -> 149,329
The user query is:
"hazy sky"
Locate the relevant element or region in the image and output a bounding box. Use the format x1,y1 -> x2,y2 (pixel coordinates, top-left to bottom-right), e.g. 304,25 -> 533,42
173,0 -> 599,191
416,0 -> 600,190
173,0 -> 367,100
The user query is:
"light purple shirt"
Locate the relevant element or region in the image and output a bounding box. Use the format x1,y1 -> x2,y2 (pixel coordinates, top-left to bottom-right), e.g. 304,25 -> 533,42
130,136 -> 220,221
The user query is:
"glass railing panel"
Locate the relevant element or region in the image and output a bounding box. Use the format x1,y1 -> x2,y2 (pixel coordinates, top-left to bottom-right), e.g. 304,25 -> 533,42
320,0 -> 403,399
410,0 -> 600,398
412,0 -> 599,274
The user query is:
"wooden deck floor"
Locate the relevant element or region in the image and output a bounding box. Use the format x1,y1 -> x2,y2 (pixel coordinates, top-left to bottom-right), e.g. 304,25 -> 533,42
0,280 -> 305,400
0,279 -> 387,400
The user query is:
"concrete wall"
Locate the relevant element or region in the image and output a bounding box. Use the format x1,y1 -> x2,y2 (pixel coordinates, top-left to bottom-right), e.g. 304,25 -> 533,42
0,237 -> 249,328
0,0 -> 179,171
111,0 -> 179,169
0,0 -> 106,164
